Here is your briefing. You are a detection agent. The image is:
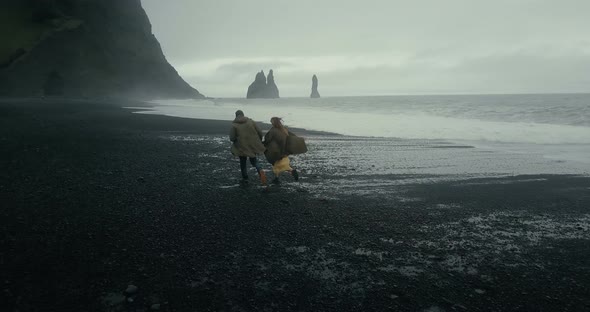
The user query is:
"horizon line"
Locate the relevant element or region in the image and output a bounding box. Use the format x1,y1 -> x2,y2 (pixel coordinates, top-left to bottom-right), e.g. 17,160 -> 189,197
201,91 -> 590,100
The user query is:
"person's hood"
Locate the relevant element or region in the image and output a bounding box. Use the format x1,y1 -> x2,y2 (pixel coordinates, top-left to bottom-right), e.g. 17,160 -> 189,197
233,116 -> 249,124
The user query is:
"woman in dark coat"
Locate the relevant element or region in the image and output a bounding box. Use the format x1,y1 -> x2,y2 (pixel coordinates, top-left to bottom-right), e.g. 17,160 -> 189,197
263,117 -> 304,184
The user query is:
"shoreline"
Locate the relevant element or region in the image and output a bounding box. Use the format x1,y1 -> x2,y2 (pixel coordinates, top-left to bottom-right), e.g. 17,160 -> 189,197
1,99 -> 590,311
130,100 -> 342,137
141,96 -> 590,169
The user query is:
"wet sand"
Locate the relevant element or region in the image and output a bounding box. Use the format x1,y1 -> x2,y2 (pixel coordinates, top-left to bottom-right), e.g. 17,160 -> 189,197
1,99 -> 589,311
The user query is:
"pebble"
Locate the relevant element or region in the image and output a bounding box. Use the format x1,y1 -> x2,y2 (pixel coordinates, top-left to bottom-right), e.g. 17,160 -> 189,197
103,293 -> 126,306
151,303 -> 161,310
474,288 -> 486,294
125,284 -> 138,294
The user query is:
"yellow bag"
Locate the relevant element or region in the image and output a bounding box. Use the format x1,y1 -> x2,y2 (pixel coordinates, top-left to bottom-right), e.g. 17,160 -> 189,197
272,157 -> 292,176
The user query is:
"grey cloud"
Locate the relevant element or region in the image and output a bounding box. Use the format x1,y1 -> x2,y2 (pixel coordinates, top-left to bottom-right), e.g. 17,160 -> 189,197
143,0 -> 590,96
216,61 -> 293,75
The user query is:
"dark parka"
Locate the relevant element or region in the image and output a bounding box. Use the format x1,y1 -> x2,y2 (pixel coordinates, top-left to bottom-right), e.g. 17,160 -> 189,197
263,127 -> 288,164
230,116 -> 266,157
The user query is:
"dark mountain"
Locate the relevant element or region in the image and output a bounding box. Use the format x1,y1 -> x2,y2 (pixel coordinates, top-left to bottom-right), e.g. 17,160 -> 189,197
0,0 -> 203,99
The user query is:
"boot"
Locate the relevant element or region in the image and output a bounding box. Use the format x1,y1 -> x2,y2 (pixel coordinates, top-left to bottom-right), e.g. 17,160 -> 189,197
259,170 -> 267,186
291,169 -> 299,181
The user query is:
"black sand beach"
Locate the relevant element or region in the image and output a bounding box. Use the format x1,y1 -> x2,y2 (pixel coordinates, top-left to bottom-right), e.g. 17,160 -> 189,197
1,99 -> 589,311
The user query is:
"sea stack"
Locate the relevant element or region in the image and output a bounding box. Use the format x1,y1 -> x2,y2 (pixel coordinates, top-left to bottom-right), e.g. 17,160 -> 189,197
267,70 -> 280,98
246,71 -> 268,99
246,69 -> 280,99
0,0 -> 203,99
310,74 -> 320,98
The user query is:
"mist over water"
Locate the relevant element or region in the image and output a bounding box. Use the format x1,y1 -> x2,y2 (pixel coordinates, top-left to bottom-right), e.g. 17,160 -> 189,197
143,94 -> 590,166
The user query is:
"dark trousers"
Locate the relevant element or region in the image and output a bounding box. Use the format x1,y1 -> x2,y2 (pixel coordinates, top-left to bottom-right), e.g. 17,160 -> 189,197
239,156 -> 261,179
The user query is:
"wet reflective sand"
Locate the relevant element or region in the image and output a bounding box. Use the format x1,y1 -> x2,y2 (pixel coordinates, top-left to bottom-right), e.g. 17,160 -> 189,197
165,133 -> 590,310
3,99 -> 589,311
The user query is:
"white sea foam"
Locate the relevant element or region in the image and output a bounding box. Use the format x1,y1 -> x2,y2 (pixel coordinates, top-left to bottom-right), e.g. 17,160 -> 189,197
139,94 -> 590,166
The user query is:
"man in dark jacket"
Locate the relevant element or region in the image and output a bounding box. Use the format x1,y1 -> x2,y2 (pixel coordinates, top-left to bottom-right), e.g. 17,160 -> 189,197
229,110 -> 267,184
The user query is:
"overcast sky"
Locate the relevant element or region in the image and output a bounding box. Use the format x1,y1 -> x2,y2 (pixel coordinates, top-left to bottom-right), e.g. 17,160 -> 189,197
142,0 -> 590,98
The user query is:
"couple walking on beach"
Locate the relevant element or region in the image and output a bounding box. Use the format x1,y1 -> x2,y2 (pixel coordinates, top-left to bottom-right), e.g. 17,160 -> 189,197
229,110 -> 307,185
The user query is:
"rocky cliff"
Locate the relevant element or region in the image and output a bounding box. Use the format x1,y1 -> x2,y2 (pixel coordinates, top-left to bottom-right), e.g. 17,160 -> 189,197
266,70 -> 280,98
310,74 -> 320,98
0,0 -> 203,99
246,69 -> 280,99
246,71 -> 268,99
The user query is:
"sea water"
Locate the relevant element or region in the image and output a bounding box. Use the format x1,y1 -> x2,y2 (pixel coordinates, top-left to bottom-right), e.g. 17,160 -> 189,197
140,94 -> 590,177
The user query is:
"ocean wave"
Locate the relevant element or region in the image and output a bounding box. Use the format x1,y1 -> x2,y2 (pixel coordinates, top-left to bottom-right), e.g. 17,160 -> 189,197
146,96 -> 590,145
